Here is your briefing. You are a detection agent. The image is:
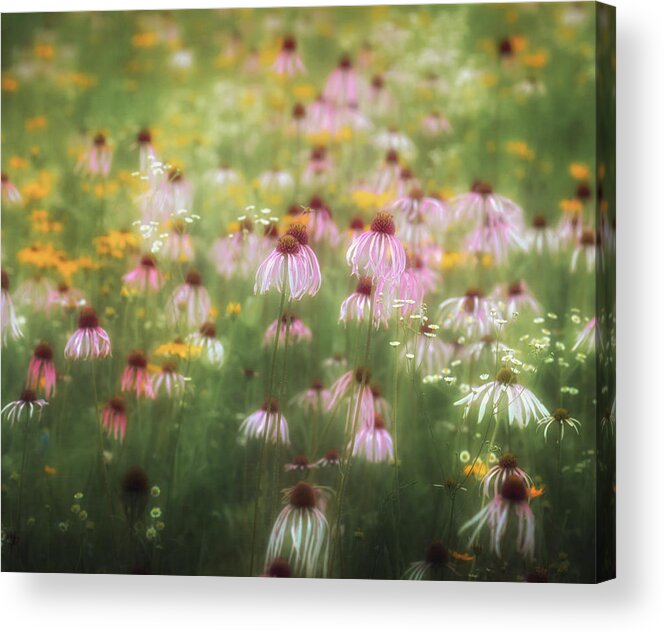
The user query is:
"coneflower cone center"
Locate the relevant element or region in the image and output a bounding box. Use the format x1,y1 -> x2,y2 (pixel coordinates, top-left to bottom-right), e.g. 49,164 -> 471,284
425,542 -> 449,567
185,269 -> 202,286
34,342 -> 53,360
354,366 -> 372,385
290,482 -> 316,509
356,276 -> 372,296
370,212 -> 396,235
286,224 -> 308,246
500,475 -> 528,503
552,407 -> 569,421
128,351 -> 148,368
496,367 -> 517,385
499,453 -> 518,469
78,307 -> 100,329
277,234 -> 301,255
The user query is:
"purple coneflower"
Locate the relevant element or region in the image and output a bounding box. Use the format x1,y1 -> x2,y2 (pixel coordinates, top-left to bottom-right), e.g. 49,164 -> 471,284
526,214 -> 559,253
272,35 -> 305,76
187,321 -> 225,368
46,282 -> 87,314
439,288 -> 500,337
454,367 -> 549,428
1,171 -> 22,204
351,413 -> 394,463
346,211 -> 406,282
314,449 -> 340,468
452,180 -> 523,226
254,227 -> 321,301
167,269 -> 211,329
328,366 -> 374,431
1,269 -> 23,345
412,323 -> 454,375
404,541 -> 452,580
284,455 -> 313,473
162,220 -> 195,262
265,482 -> 329,577
121,350 -> 155,399
210,218 -> 259,280
1,389 -> 48,424
101,397 -> 128,442
460,475 -> 536,560
571,227 -> 598,273
262,312 -> 312,348
123,254 -> 164,293
26,341 -> 57,399
493,280 -> 542,316
134,128 -> 157,174
304,196 -> 340,246
240,398 -> 290,446
481,453 -> 533,498
421,111 -> 452,137
291,378 -> 331,414
153,360 -> 186,398
339,276 -> 390,327
323,54 -> 358,108
15,275 -> 55,313
76,132 -> 112,177
64,307 -> 111,360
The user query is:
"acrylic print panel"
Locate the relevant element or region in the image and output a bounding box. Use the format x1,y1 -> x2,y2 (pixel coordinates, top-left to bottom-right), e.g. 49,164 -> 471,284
1,2 -> 615,583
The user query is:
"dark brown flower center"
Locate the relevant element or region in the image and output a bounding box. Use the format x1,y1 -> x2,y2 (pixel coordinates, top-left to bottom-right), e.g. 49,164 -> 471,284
291,455 -> 309,468
354,366 -> 372,385
185,269 -> 202,286
292,103 -> 306,119
370,211 -> 396,235
161,360 -> 178,373
267,558 -> 291,578
355,276 -> 372,296
1,269 -> 9,291
499,453 -> 518,469
262,398 -> 280,413
290,482 -> 316,509
508,281 -> 525,296
34,342 -> 53,360
276,235 -> 301,255
109,396 -> 126,412
580,229 -> 597,246
471,180 -> 493,196
496,367 -> 517,385
576,183 -> 592,201
128,351 -> 148,368
286,223 -> 308,246
374,414 -> 386,430
371,74 -> 384,89
121,466 -> 149,495
552,407 -> 570,422
500,475 -> 528,503
93,132 -> 106,147
140,254 -> 156,268
20,389 -> 37,403
532,214 -> 548,229
425,541 -> 449,567
78,307 -> 99,329
385,149 -> 399,164
199,322 -> 216,338
324,449 -> 339,463
282,35 -> 297,52
137,129 -> 152,144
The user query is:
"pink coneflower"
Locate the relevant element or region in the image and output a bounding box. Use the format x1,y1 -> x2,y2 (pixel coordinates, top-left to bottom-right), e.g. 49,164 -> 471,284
265,482 -> 329,577
323,54 -> 359,107
372,149 -> 402,195
346,211 -> 406,282
406,252 -> 439,295
26,341 -> 57,399
493,280 -> 542,316
291,378 -> 331,414
123,254 -> 165,293
347,216 -> 366,240
465,215 -> 527,262
1,389 -> 48,424
304,94 -> 339,137
121,350 -> 155,399
314,449 -> 340,468
134,128 -> 157,173
351,413 -> 394,463
526,214 -> 559,254
392,187 -> 449,246
210,218 -> 259,280
210,162 -> 240,188
1,269 -> 23,345
452,181 -> 523,226
46,282 -> 87,314
339,276 -> 390,327
240,398 -> 290,446
571,228 -> 598,273
481,453 -> 533,499
421,111 -> 452,137
460,475 -> 536,560
64,307 -> 111,360
305,196 -> 340,246
327,366 -> 374,431
263,558 -> 292,578
254,228 -> 321,301
284,455 -> 313,473
262,312 -> 312,348
557,207 -> 584,245
101,397 -> 128,442
412,323 -> 454,375
161,220 -> 195,262
167,269 -> 211,329
454,367 -> 549,428
272,35 -> 306,76
303,147 -> 332,184
258,167 -> 294,193
537,407 -> 582,442
140,169 -> 193,222
15,274 -> 55,313
572,317 -> 597,354
187,321 -> 225,368
370,383 -> 392,424
404,541 -> 453,580
1,171 -> 22,204
365,74 -> 395,116
395,166 -> 420,199
464,334 -> 510,364
76,132 -> 112,177
439,288 -> 500,337
153,360 -> 186,398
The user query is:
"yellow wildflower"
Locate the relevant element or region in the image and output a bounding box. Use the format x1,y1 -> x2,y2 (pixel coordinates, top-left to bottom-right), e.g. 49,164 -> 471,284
569,163 -> 590,180
154,339 -> 202,360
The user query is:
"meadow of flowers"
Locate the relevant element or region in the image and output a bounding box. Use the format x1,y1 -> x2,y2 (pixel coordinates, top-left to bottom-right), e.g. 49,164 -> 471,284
1,2 -> 615,582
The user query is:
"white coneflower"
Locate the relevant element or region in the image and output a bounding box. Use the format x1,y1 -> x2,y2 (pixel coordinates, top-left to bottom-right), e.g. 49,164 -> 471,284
265,482 -> 329,577
404,541 -> 452,580
1,389 -> 48,424
187,322 -> 225,368
537,407 -> 581,441
454,367 -> 549,428
571,228 -> 597,273
481,453 -> 533,498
